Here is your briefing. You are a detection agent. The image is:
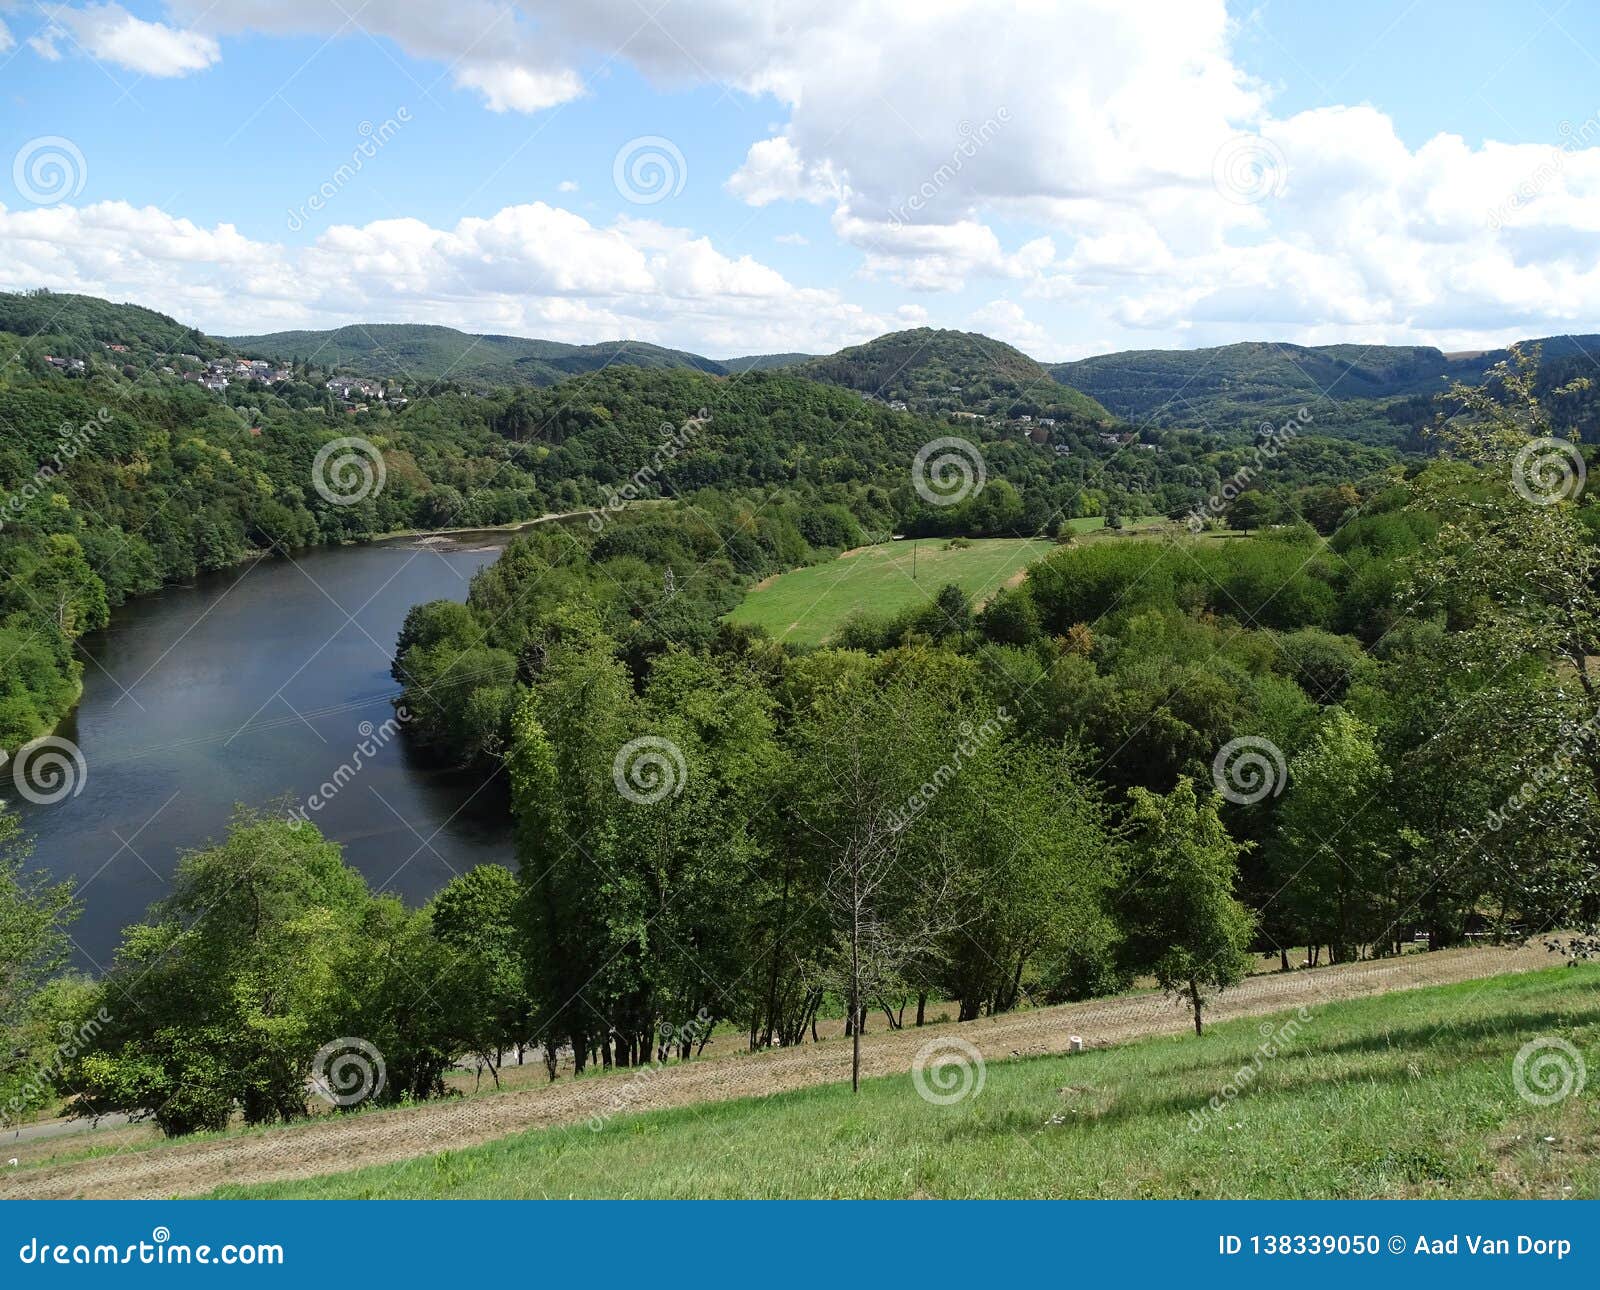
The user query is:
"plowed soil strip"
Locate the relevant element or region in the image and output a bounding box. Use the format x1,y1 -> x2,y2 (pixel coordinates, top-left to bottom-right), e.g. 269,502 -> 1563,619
3,944 -> 1552,1199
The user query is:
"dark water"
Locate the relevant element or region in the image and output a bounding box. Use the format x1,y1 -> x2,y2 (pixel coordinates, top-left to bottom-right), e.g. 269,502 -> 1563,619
14,535 -> 518,969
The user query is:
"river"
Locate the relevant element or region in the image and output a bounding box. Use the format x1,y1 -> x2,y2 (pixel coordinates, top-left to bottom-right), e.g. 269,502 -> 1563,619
12,533 -> 519,969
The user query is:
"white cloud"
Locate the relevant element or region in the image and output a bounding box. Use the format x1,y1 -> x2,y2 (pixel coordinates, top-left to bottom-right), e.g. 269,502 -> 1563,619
28,28 -> 64,60
774,232 -> 808,246
557,180 -> 579,193
0,18 -> 13,53
454,61 -> 584,113
37,4 -> 219,77
0,198 -> 900,356
967,300 -> 1056,356
166,0 -> 587,113
724,136 -> 840,206
17,0 -> 1600,348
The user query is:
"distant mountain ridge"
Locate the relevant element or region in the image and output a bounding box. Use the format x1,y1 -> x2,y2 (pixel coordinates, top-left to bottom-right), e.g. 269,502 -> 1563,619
1050,335 -> 1600,433
11,290 -> 1598,447
223,322 -> 726,389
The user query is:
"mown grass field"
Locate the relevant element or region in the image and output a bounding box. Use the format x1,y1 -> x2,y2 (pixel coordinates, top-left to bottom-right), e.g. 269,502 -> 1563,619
725,535 -> 1056,646
219,964 -> 1600,1200
725,518 -> 1183,648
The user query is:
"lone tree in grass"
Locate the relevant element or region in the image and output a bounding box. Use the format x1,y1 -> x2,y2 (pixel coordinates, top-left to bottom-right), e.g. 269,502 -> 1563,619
1121,777 -> 1256,1035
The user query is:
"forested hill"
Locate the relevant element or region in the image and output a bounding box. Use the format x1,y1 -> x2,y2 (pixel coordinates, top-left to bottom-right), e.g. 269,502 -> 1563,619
799,327 -> 1113,426
0,291 -> 222,361
224,323 -> 727,389
1051,335 -> 1600,440
721,352 -> 815,373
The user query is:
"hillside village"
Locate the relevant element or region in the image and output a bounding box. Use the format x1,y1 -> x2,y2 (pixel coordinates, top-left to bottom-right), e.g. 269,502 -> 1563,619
38,340 -> 408,412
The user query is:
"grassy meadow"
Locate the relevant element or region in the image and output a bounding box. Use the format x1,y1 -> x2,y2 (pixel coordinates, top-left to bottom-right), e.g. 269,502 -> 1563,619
725,535 -> 1055,646
217,964 -> 1600,1200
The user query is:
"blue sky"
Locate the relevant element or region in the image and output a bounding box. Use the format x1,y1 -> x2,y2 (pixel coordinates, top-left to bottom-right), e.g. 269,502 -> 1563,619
3,1 -> 1599,358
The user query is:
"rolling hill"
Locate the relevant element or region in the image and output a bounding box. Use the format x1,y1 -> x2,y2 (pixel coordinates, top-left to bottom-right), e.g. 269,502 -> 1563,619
722,352 -> 815,373
799,327 -> 1114,424
0,290 -> 223,361
224,323 -> 728,389
1050,335 -> 1600,437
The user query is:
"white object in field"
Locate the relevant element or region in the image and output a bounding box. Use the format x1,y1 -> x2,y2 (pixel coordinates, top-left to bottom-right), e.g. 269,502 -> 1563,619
1068,1035 -> 1084,1053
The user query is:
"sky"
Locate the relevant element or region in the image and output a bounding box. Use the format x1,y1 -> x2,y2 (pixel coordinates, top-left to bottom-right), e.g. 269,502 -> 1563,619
1,0 -> 1599,360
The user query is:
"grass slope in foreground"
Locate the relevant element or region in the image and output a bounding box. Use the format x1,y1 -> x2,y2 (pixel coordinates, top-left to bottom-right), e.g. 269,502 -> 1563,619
726,536 -> 1056,646
220,965 -> 1600,1200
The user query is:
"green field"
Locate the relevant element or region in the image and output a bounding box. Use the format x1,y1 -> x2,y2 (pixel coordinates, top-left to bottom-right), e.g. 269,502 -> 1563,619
726,536 -> 1056,645
220,965 -> 1600,1200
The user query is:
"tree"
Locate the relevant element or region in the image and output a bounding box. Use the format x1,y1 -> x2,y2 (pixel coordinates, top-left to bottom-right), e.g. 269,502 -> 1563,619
1120,778 -> 1256,1034
1391,347 -> 1600,944
429,865 -> 530,1087
933,741 -> 1117,1018
789,652 -> 972,1089
0,806 -> 79,1125
1225,490 -> 1279,532
67,812 -> 371,1135
1270,709 -> 1396,962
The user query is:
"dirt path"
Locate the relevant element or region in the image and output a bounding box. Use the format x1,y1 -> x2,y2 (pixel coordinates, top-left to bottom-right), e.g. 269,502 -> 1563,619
1,944 -> 1553,1199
